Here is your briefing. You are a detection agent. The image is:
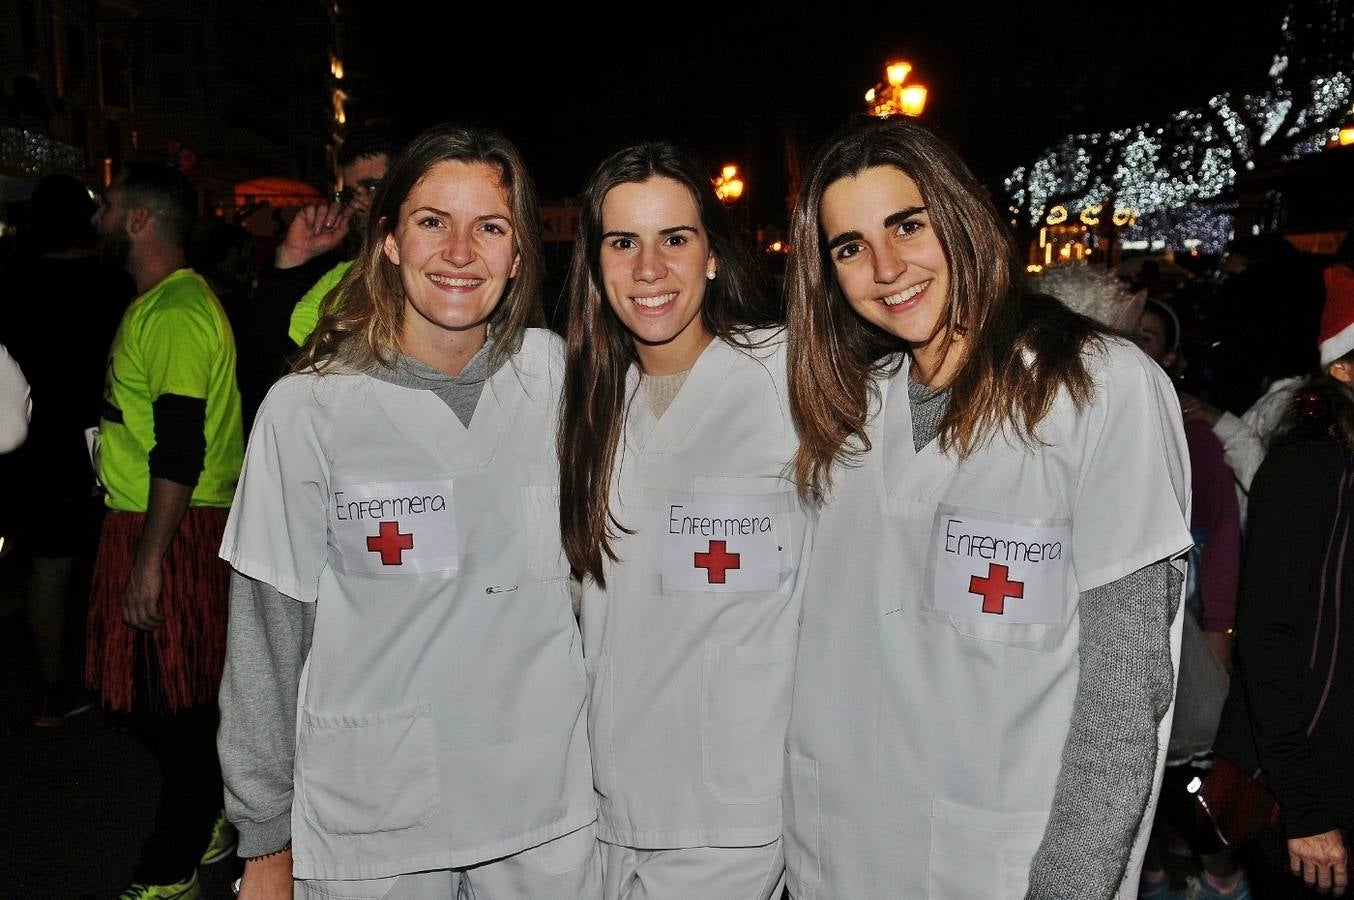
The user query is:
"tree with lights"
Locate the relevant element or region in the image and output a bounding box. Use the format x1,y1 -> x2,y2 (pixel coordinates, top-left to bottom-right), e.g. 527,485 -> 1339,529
1006,2 -> 1353,256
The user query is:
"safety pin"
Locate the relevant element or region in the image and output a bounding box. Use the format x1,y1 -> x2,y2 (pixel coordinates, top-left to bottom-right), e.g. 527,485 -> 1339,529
485,584 -> 518,594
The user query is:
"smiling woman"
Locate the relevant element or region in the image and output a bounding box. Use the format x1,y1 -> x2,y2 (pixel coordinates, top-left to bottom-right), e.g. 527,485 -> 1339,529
820,167 -> 950,375
218,124 -> 600,898
381,158 -> 522,370
780,117 -> 1195,900
597,176 -> 718,372
558,142 -> 808,899
296,126 -> 544,379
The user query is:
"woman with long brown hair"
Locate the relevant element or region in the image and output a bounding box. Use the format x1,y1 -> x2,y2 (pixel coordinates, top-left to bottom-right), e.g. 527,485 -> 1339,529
558,141 -> 807,898
780,117 -> 1193,899
218,124 -> 598,899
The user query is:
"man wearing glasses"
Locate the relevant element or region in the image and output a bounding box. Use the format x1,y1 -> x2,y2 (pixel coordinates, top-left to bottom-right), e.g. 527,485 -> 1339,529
237,126 -> 398,428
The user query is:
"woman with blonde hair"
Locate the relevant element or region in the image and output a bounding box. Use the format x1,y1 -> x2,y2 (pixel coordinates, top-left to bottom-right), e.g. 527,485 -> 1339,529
218,124 -> 598,899
781,117 -> 1192,899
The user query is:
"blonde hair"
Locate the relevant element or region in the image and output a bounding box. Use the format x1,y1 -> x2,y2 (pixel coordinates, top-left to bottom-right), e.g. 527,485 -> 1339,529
298,124 -> 544,373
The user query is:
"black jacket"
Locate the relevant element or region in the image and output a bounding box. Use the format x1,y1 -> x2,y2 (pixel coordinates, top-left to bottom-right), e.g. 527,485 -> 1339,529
1215,385 -> 1354,838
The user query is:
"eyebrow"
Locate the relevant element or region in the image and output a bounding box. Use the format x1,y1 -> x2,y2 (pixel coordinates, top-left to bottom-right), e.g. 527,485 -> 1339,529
883,206 -> 927,229
601,224 -> 699,240
410,206 -> 511,223
828,206 -> 928,251
825,230 -> 862,251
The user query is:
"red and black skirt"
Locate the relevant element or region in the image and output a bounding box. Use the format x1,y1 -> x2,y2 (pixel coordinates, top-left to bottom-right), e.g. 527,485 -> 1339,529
85,506 -> 230,713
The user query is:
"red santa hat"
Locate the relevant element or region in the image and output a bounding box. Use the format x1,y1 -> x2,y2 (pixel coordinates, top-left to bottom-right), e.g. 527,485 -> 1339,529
1320,264 -> 1354,367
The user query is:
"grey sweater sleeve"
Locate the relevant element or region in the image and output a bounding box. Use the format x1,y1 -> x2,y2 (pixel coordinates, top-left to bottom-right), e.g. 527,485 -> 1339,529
218,570 -> 316,858
1024,561 -> 1181,900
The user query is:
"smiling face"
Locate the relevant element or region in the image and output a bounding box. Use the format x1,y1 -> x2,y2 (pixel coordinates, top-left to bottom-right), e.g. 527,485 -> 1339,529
598,176 -> 717,375
820,165 -> 952,375
382,159 -> 519,368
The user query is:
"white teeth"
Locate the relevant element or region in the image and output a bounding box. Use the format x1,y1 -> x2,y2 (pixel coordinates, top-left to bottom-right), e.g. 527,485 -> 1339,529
428,274 -> 481,287
632,292 -> 677,309
882,280 -> 930,306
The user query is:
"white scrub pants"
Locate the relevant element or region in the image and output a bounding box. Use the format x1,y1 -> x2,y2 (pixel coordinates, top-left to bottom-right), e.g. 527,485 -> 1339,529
296,823 -> 601,899
602,839 -> 785,900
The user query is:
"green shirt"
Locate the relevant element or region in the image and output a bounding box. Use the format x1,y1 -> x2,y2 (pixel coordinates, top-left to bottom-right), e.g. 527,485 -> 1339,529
287,259 -> 353,347
99,268 -> 243,511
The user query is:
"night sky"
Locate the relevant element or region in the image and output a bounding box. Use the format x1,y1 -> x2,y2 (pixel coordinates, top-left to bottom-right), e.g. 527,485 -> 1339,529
352,3 -> 1287,224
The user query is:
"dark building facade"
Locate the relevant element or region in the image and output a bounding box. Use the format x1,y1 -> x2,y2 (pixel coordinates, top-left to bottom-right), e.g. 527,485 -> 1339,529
0,0 -> 347,213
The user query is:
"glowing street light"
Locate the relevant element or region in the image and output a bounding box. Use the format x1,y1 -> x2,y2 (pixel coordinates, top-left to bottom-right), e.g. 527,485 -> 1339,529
714,164 -> 744,202
865,60 -> 929,118
899,85 -> 928,118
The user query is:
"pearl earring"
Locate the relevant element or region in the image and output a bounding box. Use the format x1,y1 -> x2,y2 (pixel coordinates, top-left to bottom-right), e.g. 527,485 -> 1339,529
706,270 -> 716,281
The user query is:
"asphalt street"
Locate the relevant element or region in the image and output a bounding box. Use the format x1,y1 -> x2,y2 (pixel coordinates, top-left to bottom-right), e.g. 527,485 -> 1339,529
0,604 -> 242,899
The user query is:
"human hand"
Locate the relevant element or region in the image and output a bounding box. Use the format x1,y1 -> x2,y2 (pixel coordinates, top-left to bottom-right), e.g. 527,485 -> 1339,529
1178,391 -> 1222,427
1288,829 -> 1348,895
238,848 -> 294,899
121,559 -> 164,630
274,202 -> 352,270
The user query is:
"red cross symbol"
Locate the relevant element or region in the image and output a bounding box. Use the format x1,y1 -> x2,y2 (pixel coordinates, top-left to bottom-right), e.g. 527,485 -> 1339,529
694,540 -> 741,584
366,520 -> 414,566
968,562 -> 1024,615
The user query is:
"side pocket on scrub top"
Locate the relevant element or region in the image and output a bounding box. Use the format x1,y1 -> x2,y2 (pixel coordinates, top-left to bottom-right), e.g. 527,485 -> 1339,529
784,753 -> 822,894
701,642 -> 796,804
926,797 -> 1047,899
583,656 -> 617,799
298,703 -> 440,836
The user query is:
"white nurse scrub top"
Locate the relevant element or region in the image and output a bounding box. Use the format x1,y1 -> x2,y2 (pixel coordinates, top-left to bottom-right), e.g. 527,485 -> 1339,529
784,336 -> 1192,899
582,328 -> 810,850
221,330 -> 596,881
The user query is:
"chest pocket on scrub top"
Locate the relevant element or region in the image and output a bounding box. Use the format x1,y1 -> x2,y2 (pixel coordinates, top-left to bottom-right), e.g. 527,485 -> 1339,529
658,475 -> 799,596
925,503 -> 1072,647
327,477 -> 459,578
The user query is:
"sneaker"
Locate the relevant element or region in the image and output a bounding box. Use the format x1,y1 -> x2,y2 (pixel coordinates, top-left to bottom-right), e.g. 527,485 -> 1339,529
200,809 -> 238,865
1189,872 -> 1252,899
117,870 -> 202,900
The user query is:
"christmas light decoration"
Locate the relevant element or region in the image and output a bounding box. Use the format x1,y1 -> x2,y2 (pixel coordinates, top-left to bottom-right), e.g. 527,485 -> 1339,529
1006,11 -> 1352,255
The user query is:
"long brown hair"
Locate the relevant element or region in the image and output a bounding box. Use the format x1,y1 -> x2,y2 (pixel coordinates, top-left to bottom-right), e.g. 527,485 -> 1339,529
786,118 -> 1105,501
297,124 -> 544,373
559,141 -> 777,586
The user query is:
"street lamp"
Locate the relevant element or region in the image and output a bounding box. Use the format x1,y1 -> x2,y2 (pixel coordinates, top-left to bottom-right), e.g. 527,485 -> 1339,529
714,164 -> 744,202
865,60 -> 928,118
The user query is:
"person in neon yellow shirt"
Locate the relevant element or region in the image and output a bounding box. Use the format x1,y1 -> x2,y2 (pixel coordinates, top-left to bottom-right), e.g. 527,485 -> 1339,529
86,162 -> 243,900
285,256 -> 351,346
237,128 -> 396,430
275,128 -> 394,346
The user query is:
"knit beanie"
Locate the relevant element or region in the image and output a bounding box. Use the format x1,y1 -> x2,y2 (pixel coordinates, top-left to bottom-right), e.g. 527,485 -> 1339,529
1320,263 -> 1354,367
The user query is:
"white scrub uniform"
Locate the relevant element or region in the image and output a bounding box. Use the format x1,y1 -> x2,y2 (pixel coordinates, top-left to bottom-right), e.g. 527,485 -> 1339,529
221,330 -> 596,884
783,337 -> 1192,900
582,329 -> 808,891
